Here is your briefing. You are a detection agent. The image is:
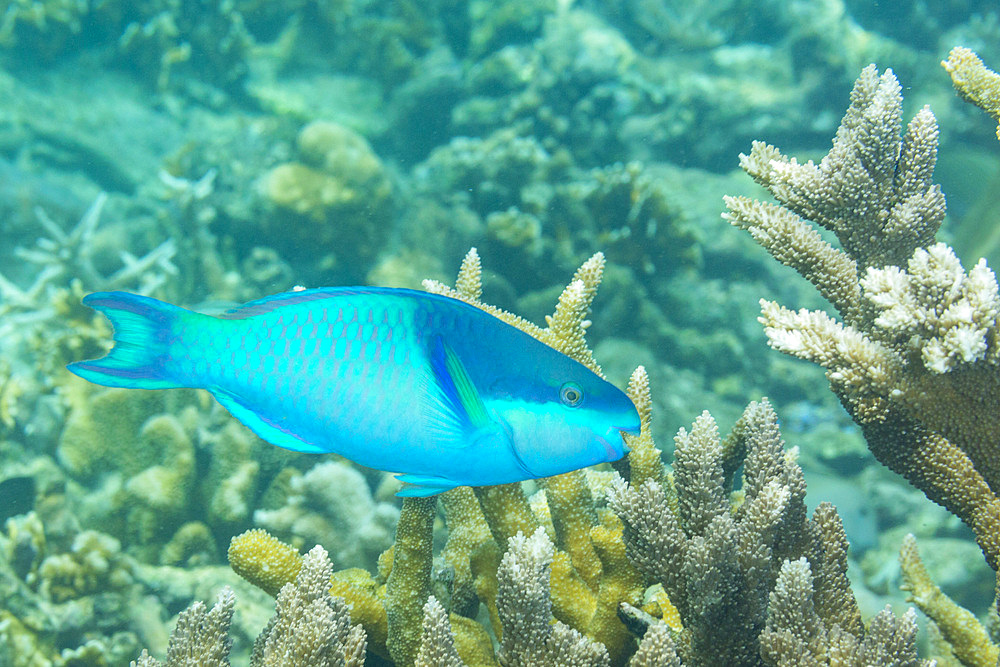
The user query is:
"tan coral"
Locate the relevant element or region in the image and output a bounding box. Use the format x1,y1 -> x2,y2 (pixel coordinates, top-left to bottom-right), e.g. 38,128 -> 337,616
726,63 -> 1000,570
943,47 -> 1000,140
900,533 -> 999,666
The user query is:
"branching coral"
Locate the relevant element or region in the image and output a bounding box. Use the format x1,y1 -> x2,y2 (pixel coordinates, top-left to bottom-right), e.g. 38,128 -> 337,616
724,62 -> 1000,570
210,244 -> 956,665
899,533 -> 999,666
762,558 -> 928,667
609,398 -> 925,666
134,546 -> 367,666
495,527 -> 610,666
221,250 -> 647,665
132,587 -> 236,667
944,47 -> 1000,141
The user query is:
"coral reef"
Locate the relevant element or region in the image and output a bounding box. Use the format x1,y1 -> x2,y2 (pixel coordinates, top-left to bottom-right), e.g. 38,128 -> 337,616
725,62 -> 1000,572
6,0 -> 1000,661
262,120 -> 394,279
133,545 -> 367,666
214,250 -> 938,666
609,397 -> 928,666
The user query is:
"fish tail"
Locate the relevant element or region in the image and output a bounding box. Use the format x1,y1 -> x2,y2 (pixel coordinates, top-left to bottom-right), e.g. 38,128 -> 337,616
68,291 -> 189,389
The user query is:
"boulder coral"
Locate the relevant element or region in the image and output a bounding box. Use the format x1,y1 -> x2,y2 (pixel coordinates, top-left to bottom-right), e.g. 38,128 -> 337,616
263,121 -> 393,275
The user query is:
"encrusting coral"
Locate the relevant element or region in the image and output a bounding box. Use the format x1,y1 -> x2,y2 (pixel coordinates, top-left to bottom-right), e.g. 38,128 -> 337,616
724,60 -> 1000,572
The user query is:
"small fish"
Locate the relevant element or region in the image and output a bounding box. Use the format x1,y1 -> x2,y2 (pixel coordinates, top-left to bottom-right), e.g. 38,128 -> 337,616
68,288 -> 639,496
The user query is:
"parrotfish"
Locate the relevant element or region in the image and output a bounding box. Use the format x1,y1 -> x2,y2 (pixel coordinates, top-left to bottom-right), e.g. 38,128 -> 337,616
68,288 -> 639,496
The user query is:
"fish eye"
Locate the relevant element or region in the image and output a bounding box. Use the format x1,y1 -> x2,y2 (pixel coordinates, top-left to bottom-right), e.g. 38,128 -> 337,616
559,382 -> 584,408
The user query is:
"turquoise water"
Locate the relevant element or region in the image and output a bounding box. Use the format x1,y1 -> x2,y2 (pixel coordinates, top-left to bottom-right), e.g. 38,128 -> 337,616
0,1 -> 998,664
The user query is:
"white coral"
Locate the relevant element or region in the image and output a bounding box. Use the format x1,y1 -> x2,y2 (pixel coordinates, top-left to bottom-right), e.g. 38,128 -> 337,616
862,243 -> 1000,373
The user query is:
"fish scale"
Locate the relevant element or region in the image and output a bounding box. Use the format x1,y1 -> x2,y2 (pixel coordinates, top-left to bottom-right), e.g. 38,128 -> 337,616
68,286 -> 640,496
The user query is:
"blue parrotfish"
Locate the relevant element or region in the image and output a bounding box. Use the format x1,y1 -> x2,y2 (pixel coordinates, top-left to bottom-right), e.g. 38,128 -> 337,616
68,288 -> 640,496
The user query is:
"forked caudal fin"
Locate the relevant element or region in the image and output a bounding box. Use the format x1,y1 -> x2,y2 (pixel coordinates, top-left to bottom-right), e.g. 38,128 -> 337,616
67,291 -> 187,389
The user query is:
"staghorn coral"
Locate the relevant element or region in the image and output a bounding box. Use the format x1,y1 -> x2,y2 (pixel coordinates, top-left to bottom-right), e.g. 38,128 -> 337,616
7,193 -> 177,300
761,558 -> 930,667
415,596 -> 464,667
251,545 -> 368,666
608,397 -> 924,665
944,47 -> 1000,141
496,527 -> 610,667
628,622 -> 681,666
724,63 -> 1000,570
899,533 -> 999,667
134,546 -> 367,666
132,587 -> 236,667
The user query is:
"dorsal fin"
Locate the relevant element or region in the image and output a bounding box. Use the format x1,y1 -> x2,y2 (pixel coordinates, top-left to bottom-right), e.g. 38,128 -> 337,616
217,287 -> 371,319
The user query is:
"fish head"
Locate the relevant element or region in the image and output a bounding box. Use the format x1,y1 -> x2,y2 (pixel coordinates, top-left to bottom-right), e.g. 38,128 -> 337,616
490,368 -> 640,480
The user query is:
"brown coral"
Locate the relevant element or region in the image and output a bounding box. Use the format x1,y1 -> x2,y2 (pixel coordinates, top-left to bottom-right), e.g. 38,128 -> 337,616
725,63 -> 1000,570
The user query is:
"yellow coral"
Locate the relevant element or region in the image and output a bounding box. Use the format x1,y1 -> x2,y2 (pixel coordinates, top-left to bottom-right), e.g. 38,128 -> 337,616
385,496 -> 437,667
265,163 -> 356,220
262,120 -> 393,252
900,534 -> 998,666
330,567 -> 390,658
228,528 -> 303,597
589,519 -> 645,665
943,47 -> 1000,141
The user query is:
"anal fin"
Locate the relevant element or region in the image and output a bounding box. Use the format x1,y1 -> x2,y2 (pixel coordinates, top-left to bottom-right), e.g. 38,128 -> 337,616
208,386 -> 328,454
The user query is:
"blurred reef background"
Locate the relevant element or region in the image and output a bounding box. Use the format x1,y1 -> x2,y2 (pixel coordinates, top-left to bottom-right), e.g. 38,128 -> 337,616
1,0 -> 999,664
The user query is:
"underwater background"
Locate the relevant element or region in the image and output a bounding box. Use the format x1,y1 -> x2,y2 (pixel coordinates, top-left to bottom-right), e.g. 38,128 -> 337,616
1,0 -> 999,664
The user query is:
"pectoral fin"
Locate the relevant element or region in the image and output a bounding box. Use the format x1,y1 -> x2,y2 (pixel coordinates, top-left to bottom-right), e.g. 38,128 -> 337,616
422,336 -> 493,447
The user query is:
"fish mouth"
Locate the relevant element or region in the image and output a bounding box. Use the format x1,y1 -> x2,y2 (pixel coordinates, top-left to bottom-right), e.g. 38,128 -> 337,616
599,425 -> 635,460
602,426 -> 640,461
